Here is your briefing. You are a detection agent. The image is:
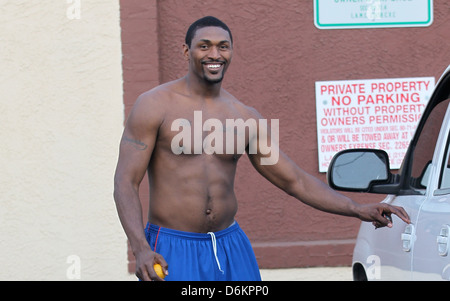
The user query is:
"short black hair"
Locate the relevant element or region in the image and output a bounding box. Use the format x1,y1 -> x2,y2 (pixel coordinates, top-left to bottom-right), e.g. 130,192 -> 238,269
185,16 -> 233,48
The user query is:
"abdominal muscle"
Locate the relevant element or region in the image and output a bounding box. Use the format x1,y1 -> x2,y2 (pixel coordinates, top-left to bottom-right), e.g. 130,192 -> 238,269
147,151 -> 239,233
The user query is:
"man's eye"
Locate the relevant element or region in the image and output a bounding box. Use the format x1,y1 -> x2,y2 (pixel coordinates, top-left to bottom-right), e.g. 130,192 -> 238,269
200,45 -> 209,49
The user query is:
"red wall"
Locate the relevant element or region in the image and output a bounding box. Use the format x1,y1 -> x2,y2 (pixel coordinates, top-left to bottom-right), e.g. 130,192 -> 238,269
120,0 -> 450,271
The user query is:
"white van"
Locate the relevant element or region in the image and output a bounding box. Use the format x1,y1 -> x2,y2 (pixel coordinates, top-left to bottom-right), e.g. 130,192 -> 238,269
328,65 -> 450,280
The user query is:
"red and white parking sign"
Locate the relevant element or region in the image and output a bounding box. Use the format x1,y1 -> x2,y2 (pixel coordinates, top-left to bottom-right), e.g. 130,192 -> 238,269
315,77 -> 435,172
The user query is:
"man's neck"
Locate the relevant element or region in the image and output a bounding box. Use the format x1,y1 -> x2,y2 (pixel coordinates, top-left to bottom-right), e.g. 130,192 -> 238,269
184,74 -> 222,99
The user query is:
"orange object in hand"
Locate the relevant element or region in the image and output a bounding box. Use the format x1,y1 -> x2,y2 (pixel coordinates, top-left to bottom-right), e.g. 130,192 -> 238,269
153,263 -> 165,279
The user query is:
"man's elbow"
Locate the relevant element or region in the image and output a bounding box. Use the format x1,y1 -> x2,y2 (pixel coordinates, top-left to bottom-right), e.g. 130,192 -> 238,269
113,173 -> 130,203
113,175 -> 123,204
281,176 -> 302,198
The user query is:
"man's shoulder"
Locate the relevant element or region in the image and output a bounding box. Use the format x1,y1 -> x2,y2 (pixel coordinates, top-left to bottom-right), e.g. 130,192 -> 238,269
127,81 -> 183,127
139,80 -> 180,102
222,89 -> 262,119
132,80 -> 185,116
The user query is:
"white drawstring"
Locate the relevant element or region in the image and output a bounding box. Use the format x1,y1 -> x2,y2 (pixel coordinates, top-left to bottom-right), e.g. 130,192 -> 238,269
207,232 -> 224,274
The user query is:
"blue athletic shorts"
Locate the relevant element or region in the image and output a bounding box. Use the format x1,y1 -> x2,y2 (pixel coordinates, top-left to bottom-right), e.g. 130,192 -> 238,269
144,221 -> 261,281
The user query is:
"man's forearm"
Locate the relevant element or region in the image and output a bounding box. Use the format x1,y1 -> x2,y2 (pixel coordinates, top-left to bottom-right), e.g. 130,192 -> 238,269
288,170 -> 361,219
113,184 -> 151,254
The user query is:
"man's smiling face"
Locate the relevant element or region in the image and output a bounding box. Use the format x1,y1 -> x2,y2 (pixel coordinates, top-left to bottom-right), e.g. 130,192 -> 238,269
184,26 -> 233,85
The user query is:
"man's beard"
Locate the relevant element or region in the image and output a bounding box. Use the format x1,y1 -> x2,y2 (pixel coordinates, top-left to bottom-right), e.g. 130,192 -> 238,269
201,60 -> 226,85
204,75 -> 224,85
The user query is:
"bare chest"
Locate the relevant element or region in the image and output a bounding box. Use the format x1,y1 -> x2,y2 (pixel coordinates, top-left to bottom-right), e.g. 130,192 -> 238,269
159,109 -> 255,158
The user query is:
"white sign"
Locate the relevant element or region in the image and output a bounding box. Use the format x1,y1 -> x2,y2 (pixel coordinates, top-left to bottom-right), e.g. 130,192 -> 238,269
314,0 -> 433,29
315,77 -> 435,172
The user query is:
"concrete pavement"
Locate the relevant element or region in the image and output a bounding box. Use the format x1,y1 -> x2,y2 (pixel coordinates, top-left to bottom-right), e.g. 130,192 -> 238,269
122,266 -> 354,281
260,266 -> 353,281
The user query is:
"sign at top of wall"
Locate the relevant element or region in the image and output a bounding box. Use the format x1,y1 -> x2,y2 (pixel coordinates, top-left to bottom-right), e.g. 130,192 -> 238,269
314,0 -> 433,29
315,77 -> 435,172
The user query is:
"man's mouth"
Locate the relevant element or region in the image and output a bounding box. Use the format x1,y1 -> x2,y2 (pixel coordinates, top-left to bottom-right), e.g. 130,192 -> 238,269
207,64 -> 221,69
203,62 -> 224,72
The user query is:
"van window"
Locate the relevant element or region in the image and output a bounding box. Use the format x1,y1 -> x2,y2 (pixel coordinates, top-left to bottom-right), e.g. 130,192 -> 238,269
439,108 -> 450,190
440,141 -> 450,190
410,99 -> 450,191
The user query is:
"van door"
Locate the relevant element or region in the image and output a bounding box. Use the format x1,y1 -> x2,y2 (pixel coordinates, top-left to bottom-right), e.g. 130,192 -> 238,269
391,95 -> 450,280
412,101 -> 450,280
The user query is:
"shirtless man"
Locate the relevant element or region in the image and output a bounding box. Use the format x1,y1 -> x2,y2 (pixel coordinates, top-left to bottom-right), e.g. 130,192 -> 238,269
113,16 -> 410,281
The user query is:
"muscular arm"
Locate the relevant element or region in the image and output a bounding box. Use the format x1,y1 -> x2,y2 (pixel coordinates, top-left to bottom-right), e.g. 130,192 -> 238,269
250,149 -> 360,216
247,112 -> 410,227
113,92 -> 167,280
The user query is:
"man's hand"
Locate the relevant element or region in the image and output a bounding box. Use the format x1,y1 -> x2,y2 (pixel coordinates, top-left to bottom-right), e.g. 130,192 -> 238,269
356,203 -> 411,229
135,248 -> 169,281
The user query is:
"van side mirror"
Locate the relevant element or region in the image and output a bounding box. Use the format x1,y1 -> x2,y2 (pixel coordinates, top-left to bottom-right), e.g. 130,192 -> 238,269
327,149 -> 393,192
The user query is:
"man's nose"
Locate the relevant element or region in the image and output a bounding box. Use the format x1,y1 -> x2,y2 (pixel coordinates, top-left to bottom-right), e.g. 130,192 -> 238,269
208,46 -> 221,60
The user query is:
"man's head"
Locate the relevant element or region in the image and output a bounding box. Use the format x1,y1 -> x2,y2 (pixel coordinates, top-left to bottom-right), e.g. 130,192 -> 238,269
183,16 -> 233,85
185,16 -> 233,48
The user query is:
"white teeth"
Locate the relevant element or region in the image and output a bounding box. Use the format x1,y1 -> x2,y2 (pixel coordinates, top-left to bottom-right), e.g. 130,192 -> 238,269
207,64 -> 221,69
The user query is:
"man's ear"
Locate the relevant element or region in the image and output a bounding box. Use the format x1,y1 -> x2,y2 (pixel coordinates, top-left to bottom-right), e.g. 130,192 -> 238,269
182,44 -> 189,61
